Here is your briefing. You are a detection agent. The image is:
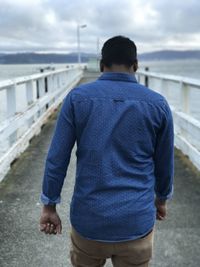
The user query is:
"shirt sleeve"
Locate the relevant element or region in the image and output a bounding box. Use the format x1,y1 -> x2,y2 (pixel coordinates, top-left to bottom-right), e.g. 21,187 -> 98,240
40,90 -> 76,205
153,100 -> 174,201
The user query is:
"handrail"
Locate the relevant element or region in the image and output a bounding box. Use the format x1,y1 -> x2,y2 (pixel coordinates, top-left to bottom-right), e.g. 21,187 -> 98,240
0,67 -> 79,90
0,66 -> 84,182
137,70 -> 200,88
137,70 -> 200,171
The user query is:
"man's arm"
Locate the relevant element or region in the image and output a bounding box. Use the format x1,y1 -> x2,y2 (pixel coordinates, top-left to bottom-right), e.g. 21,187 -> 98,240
39,90 -> 76,234
153,100 -> 174,220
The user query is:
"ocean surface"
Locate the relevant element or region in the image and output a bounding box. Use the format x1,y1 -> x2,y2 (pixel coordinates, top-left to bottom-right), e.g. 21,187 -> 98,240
0,60 -> 200,80
0,60 -> 200,123
139,59 -> 200,79
0,63 -> 79,81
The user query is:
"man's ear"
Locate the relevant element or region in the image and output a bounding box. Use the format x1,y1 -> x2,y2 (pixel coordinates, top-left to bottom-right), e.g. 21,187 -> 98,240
133,59 -> 138,72
100,59 -> 104,72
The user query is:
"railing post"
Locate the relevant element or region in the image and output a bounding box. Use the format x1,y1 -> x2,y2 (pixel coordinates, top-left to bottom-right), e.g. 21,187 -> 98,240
59,73 -> 61,88
26,80 -> 33,105
181,82 -> 190,114
47,75 -> 53,106
37,78 -> 46,116
6,84 -> 17,147
137,72 -> 140,83
153,78 -> 163,95
57,75 -> 60,89
6,84 -> 16,118
144,67 -> 149,87
61,72 -> 65,87
66,71 -> 69,84
45,77 -> 48,93
160,79 -> 169,100
38,78 -> 45,97
26,80 -> 34,127
52,74 -> 56,102
47,75 -> 52,92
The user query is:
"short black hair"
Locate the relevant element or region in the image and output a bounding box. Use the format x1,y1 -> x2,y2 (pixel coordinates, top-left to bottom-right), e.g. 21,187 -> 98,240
101,35 -> 137,68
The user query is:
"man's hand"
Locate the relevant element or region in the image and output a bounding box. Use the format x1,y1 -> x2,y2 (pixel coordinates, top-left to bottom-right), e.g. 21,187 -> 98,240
155,198 -> 167,220
39,205 -> 62,235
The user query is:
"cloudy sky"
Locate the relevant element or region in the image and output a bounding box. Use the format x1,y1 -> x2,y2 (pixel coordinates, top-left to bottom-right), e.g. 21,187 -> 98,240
0,0 -> 199,54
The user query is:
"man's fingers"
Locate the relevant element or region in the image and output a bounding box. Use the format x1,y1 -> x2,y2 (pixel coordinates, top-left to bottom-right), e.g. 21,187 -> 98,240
45,223 -> 51,234
40,222 -> 57,234
49,224 -> 55,234
53,229 -> 57,235
156,212 -> 165,220
56,223 -> 62,234
39,211 -> 62,235
40,223 -> 47,232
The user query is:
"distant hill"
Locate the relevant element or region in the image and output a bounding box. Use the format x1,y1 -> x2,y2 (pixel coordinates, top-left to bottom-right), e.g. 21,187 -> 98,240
0,50 -> 200,64
138,50 -> 200,61
0,52 -> 95,64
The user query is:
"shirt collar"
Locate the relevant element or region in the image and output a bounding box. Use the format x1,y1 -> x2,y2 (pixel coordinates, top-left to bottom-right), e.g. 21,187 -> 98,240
98,72 -> 137,83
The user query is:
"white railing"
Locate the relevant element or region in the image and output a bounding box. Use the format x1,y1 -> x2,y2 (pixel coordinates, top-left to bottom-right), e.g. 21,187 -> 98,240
137,70 -> 200,171
0,67 -> 83,181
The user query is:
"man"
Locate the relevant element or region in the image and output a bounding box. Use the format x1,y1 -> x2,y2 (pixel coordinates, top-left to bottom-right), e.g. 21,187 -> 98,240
39,36 -> 174,267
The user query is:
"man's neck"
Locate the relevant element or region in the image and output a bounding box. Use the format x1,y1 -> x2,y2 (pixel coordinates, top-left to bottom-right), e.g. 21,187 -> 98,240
103,65 -> 134,74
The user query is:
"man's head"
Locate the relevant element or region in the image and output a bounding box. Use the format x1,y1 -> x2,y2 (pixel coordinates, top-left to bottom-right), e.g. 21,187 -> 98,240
100,35 -> 138,73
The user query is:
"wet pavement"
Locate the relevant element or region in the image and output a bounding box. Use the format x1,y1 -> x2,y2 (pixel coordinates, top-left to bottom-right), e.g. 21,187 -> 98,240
0,73 -> 200,267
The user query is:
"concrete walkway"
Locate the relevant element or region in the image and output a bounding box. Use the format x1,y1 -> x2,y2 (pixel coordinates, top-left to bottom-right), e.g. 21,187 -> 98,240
0,74 -> 200,267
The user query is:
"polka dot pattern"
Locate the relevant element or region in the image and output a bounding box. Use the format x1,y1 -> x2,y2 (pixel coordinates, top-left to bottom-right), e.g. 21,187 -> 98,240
42,72 -> 174,242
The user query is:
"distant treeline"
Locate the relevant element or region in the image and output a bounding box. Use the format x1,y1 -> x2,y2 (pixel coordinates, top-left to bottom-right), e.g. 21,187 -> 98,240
0,50 -> 200,64
0,53 -> 93,64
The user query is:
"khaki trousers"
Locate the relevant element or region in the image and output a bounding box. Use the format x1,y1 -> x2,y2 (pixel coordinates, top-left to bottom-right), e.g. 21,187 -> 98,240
69,226 -> 154,267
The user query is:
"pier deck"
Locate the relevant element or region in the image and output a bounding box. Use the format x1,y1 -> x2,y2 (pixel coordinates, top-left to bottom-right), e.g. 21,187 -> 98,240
0,74 -> 200,267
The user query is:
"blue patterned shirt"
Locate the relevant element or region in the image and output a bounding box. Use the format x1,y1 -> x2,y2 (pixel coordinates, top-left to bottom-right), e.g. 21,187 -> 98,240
41,72 -> 174,242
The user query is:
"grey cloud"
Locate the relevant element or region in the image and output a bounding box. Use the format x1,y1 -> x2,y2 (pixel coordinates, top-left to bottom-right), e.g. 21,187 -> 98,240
0,0 -> 199,53
151,0 -> 200,34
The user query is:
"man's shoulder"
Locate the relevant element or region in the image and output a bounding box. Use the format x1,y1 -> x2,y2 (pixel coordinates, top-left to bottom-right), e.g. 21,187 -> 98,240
70,79 -> 100,96
69,78 -> 169,111
136,83 -> 168,106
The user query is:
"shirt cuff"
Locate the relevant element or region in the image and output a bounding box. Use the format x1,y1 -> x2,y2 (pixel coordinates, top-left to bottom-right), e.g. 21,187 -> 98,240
40,192 -> 61,205
156,185 -> 174,201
